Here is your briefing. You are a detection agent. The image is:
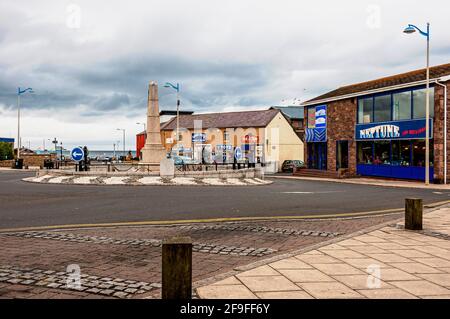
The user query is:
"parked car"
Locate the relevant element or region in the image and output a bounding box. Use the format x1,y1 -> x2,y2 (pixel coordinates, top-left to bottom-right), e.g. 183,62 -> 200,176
281,160 -> 305,172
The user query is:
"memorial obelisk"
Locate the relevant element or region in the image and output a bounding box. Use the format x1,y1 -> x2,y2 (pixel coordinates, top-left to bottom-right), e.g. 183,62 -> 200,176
141,81 -> 167,164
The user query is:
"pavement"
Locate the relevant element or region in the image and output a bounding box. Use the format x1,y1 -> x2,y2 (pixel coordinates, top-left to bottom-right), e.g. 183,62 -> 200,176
0,213 -> 401,299
196,206 -> 450,299
1,170 -> 448,229
274,175 -> 450,190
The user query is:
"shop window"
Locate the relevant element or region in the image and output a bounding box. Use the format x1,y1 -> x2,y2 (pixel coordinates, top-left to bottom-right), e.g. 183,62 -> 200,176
412,140 -> 434,167
357,141 -> 373,164
413,88 -> 434,119
393,91 -> 412,121
391,140 -> 412,166
373,141 -> 390,165
358,98 -> 373,124
374,95 -> 391,122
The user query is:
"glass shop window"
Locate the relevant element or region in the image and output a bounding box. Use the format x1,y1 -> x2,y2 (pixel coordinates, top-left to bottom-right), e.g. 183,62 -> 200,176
373,141 -> 391,165
413,88 -> 434,119
412,140 -> 434,167
357,141 -> 373,164
358,98 -> 373,124
374,95 -> 391,122
393,91 -> 412,121
391,140 -> 412,166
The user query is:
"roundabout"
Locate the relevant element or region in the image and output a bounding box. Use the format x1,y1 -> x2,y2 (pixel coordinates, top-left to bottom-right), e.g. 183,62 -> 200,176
1,170 -> 449,230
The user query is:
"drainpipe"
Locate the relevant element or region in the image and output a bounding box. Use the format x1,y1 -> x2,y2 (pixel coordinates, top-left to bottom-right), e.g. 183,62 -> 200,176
436,75 -> 450,184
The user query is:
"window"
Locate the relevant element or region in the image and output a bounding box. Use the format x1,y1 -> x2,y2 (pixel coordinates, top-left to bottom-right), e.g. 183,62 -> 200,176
413,88 -> 434,119
374,141 -> 390,165
374,95 -> 391,122
307,107 -> 316,128
393,91 -> 411,120
357,141 -> 373,164
391,140 -> 412,166
412,140 -> 434,167
358,98 -> 373,124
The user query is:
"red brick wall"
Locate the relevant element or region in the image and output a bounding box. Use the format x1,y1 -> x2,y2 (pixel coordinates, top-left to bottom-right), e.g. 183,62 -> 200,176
326,99 -> 358,175
433,81 -> 450,183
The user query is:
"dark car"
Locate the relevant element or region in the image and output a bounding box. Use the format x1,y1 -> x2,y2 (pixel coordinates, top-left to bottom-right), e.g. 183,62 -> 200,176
281,160 -> 305,172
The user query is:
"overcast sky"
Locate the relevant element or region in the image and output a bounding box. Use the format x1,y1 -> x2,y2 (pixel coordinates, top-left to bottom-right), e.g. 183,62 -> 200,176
0,0 -> 449,150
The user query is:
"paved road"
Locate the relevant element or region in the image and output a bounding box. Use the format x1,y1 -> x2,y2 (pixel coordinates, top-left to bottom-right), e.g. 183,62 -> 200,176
0,170 -> 448,229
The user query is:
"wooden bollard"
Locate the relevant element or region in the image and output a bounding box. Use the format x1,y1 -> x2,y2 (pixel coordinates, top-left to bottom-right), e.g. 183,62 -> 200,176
162,236 -> 192,299
405,198 -> 423,230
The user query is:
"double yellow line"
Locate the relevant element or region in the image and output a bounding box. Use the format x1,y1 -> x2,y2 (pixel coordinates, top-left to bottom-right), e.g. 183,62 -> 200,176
1,199 -> 448,234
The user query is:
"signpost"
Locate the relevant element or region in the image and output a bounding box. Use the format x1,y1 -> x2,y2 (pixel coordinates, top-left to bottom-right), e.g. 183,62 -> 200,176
71,147 -> 84,162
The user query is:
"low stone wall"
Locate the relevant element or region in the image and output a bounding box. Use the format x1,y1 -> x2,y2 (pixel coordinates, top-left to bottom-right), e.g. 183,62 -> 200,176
175,168 -> 264,179
35,167 -> 264,179
36,169 -> 160,177
22,154 -> 56,169
0,160 -> 14,168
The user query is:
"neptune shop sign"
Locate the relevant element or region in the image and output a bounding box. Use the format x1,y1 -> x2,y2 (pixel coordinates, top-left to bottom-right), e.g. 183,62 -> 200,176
356,119 -> 433,140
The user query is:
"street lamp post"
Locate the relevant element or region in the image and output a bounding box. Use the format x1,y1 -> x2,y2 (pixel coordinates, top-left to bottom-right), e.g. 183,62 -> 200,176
17,87 -> 34,159
116,128 -> 125,159
404,22 -> 431,185
136,122 -> 146,132
164,82 -> 180,155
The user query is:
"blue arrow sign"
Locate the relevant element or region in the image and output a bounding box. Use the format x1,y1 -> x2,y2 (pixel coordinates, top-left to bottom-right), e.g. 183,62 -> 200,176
71,147 -> 84,162
234,147 -> 242,160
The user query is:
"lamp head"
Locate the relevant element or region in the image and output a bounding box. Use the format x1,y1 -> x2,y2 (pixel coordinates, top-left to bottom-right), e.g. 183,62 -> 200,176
403,25 -> 416,34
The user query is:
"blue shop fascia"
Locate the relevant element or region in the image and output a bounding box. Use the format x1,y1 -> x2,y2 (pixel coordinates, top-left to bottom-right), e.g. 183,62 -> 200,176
301,63 -> 450,183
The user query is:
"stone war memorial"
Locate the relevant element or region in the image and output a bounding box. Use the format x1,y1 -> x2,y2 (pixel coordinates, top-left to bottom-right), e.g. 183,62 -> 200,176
140,81 -> 167,166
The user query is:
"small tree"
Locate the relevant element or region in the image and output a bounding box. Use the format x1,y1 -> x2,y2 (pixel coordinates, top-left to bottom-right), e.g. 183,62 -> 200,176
0,142 -> 14,160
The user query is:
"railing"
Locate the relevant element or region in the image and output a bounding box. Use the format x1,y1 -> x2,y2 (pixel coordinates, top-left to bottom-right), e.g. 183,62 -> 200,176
175,161 -> 260,172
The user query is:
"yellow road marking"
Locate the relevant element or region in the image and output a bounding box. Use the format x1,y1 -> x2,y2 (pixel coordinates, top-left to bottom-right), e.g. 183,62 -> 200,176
1,200 -> 448,233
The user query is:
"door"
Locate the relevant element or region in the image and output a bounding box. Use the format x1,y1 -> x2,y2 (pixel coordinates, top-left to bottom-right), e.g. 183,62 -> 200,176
336,140 -> 349,170
308,143 -> 327,170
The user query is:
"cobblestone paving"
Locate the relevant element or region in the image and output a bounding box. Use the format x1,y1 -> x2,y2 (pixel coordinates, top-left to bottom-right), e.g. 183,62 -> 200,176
0,213 -> 402,299
5,231 -> 277,257
178,224 -> 341,238
0,265 -> 159,299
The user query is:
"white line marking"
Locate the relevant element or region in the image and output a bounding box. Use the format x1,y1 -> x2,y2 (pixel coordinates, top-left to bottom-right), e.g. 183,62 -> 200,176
280,191 -> 345,194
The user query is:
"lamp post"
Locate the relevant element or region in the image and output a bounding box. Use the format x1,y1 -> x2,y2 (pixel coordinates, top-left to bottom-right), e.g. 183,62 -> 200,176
164,82 -> 180,155
136,122 -> 146,132
116,128 -> 125,158
404,22 -> 430,185
17,87 -> 34,159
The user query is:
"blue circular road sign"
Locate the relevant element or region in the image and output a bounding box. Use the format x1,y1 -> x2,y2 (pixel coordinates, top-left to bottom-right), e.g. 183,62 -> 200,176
71,147 -> 84,162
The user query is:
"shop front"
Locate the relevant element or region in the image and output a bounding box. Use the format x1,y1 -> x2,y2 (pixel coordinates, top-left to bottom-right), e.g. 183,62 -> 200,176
300,62 -> 450,183
355,85 -> 435,181
356,119 -> 434,181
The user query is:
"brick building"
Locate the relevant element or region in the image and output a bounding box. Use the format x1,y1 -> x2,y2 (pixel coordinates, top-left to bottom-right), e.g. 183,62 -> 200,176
299,63 -> 450,183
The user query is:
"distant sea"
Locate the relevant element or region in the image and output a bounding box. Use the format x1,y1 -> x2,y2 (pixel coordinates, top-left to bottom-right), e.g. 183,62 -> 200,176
51,150 -> 137,158
87,150 -> 137,158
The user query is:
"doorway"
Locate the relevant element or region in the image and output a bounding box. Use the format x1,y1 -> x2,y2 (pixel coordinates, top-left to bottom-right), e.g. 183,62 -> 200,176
307,142 -> 327,170
336,140 -> 349,170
